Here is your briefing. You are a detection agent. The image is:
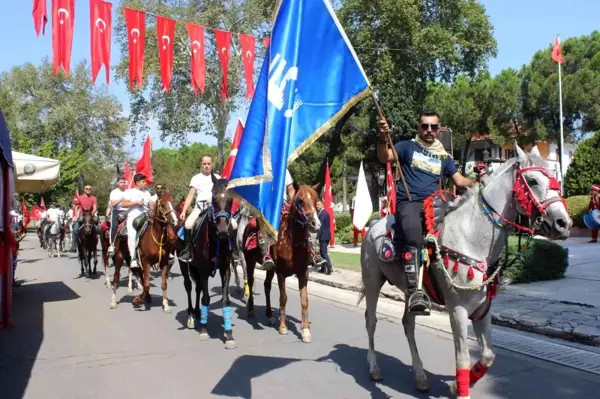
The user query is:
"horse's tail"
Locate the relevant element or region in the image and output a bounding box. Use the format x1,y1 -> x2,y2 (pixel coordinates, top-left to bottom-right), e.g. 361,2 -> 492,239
357,277 -> 366,306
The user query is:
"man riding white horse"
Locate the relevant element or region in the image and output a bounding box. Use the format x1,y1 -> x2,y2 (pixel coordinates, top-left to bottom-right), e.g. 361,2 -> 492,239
377,110 -> 483,315
107,175 -> 128,256
179,154 -> 220,263
121,173 -> 152,269
44,202 -> 64,239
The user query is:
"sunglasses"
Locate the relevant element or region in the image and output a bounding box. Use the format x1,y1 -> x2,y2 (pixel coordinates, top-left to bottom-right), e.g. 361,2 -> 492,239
156,187 -> 163,190
420,123 -> 439,131
84,188 -> 92,191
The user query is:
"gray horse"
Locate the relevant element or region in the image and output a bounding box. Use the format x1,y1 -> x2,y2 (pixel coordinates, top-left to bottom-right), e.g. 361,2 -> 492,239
359,145 -> 570,399
46,216 -> 63,258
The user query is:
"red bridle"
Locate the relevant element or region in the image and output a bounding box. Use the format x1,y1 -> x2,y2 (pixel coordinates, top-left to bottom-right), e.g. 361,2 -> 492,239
512,165 -> 567,217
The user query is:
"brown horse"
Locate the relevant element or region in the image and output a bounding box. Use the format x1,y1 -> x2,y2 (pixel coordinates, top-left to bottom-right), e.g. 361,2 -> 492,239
110,191 -> 178,311
77,210 -> 98,277
264,184 -> 321,343
101,217 -> 143,291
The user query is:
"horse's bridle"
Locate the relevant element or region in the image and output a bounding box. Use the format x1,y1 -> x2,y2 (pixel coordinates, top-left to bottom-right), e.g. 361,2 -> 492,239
291,198 -> 314,227
482,162 -> 566,233
210,187 -> 231,226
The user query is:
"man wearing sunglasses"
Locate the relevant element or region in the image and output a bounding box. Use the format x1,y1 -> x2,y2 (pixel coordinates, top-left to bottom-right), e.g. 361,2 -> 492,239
74,185 -> 98,235
377,110 -> 481,316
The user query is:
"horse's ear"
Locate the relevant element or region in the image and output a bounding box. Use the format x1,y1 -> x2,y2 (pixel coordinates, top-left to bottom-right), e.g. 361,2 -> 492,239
514,141 -> 528,163
311,183 -> 319,193
211,173 -> 217,184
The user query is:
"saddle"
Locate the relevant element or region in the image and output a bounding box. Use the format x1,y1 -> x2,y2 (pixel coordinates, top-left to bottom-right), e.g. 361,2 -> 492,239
244,217 -> 259,251
117,214 -> 149,240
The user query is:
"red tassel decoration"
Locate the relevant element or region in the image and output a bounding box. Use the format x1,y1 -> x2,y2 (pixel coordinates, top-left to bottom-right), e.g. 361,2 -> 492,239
467,266 -> 475,280
452,260 -> 459,273
483,273 -> 488,282
444,255 -> 449,268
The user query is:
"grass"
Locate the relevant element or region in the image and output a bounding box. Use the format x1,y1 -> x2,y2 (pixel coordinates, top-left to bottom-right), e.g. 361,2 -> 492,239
328,251 -> 361,272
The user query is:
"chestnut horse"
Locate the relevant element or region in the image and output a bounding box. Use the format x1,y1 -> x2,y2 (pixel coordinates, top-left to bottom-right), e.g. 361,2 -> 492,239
264,184 -> 321,343
110,191 -> 178,311
180,176 -> 236,349
100,219 -> 141,291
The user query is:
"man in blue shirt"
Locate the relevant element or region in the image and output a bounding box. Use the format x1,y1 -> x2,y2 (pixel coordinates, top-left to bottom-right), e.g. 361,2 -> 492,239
377,110 -> 480,315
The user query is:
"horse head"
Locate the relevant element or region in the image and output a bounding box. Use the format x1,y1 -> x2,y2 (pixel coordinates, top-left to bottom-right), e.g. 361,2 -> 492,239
290,184 -> 321,233
153,189 -> 178,228
211,175 -> 233,240
81,210 -> 94,235
482,143 -> 571,240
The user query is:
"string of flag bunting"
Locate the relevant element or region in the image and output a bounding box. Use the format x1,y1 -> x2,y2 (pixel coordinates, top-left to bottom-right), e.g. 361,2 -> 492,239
31,0 -> 270,99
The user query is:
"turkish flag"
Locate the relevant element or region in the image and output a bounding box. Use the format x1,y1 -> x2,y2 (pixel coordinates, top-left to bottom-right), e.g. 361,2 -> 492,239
222,120 -> 244,179
263,37 -> 270,48
156,16 -> 176,93
22,199 -> 31,228
90,0 -> 112,85
123,7 -> 145,89
135,137 -> 153,185
239,34 -> 256,98
186,23 -> 206,95
31,205 -> 43,220
40,197 -> 46,210
123,162 -> 134,189
386,162 -> 396,215
214,29 -> 232,102
552,36 -> 564,64
33,0 -> 48,37
323,163 -> 336,247
52,0 -> 75,77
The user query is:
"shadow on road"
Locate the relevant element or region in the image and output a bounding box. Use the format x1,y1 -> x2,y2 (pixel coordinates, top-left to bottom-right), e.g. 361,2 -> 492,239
211,354 -> 303,398
0,281 -> 80,399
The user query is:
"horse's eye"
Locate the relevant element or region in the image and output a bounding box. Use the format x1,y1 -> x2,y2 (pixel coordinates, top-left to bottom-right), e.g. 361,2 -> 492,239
526,177 -> 538,187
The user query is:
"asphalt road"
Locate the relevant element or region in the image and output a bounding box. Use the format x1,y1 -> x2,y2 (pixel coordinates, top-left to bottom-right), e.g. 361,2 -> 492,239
2,236 -> 600,399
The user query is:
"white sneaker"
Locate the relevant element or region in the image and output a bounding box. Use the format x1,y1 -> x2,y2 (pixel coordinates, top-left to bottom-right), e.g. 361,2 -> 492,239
107,245 -> 115,256
130,260 -> 140,269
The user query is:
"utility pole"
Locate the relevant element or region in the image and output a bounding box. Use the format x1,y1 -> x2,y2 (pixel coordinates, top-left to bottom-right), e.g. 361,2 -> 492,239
342,156 -> 348,213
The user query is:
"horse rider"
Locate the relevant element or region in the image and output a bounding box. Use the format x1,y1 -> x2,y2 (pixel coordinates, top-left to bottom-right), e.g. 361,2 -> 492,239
107,175 -> 128,256
151,183 -> 164,203
44,202 -> 63,237
589,183 -> 600,243
121,173 -> 151,269
377,110 -> 483,315
179,154 -> 220,263
73,185 -> 98,235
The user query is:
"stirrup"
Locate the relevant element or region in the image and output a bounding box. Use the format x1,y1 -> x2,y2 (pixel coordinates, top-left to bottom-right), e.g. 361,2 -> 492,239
407,290 -> 432,316
262,256 -> 275,271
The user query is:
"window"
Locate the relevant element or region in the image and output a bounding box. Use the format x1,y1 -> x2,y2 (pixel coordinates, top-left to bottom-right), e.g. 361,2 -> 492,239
473,149 -> 484,162
504,149 -> 515,159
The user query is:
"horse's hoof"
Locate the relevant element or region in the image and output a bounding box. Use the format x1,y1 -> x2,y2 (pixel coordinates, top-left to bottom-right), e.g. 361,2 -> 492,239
278,327 -> 288,335
224,340 -> 237,350
370,369 -> 383,382
301,328 -> 312,343
127,289 -> 133,295
187,317 -> 196,329
416,378 -> 430,393
110,301 -> 117,309
199,332 -> 209,341
267,317 -> 276,325
163,307 -> 172,314
247,309 -> 255,318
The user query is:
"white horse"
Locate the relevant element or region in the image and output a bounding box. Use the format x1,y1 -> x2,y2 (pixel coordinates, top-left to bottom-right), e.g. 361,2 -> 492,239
359,145 -> 571,398
46,216 -> 63,258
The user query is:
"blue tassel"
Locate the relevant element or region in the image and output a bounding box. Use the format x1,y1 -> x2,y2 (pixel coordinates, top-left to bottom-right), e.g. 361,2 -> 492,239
200,305 -> 208,325
223,306 -> 232,331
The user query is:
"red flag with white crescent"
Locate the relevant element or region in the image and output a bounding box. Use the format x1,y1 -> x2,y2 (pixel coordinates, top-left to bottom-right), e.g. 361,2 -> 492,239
123,162 -> 134,189
31,205 -> 43,220
386,162 -> 396,215
186,23 -> 206,95
239,34 -> 256,98
323,163 -> 336,246
551,36 -> 564,64
222,120 -> 244,179
90,0 -> 112,85
156,16 -> 176,93
123,7 -> 145,89
135,137 -> 153,185
214,29 -> 232,102
52,0 -> 75,77
40,197 -> 46,210
33,0 -> 48,37
22,199 -> 31,228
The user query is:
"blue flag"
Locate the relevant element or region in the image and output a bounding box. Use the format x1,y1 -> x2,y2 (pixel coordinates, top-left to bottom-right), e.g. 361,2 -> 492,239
228,0 -> 371,240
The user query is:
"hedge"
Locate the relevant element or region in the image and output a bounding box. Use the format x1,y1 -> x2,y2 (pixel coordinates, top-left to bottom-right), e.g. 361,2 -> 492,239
566,195 -> 589,229
501,235 -> 569,283
334,212 -> 379,244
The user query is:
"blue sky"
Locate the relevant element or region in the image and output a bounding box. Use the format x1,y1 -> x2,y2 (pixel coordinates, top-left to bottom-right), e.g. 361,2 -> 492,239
1,1 -> 599,154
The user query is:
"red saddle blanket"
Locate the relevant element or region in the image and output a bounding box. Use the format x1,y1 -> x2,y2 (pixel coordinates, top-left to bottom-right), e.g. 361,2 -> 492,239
100,221 -> 110,232
244,217 -> 259,251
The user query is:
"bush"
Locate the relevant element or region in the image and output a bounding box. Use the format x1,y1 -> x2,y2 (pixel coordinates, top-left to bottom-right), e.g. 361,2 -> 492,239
334,212 -> 381,244
566,196 -> 589,228
501,235 -> 569,283
564,132 -> 600,197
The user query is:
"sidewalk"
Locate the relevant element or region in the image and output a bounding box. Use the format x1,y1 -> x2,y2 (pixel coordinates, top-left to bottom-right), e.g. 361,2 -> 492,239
301,237 -> 600,347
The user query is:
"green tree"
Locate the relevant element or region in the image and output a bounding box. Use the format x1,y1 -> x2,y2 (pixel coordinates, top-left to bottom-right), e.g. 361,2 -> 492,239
564,132 -> 600,197
114,0 -> 271,170
0,58 -> 128,206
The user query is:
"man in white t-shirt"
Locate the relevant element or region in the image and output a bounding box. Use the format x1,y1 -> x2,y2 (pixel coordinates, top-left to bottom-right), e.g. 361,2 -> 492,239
45,203 -> 64,238
121,173 -> 151,269
178,154 -> 220,262
107,176 -> 128,256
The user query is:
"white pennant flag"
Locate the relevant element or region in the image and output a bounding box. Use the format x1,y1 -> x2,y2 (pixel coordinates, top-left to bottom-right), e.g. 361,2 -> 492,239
352,161 -> 373,230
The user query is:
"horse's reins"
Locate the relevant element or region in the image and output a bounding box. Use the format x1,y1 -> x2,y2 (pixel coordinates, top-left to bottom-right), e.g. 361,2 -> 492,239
209,185 -> 233,277
150,199 -> 176,265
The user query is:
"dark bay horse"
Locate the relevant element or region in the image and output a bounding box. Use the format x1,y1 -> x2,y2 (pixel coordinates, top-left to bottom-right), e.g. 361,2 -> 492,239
180,176 -> 236,349
234,206 -> 264,315
110,191 -> 178,311
77,210 -> 98,277
264,184 -> 321,343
